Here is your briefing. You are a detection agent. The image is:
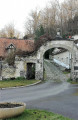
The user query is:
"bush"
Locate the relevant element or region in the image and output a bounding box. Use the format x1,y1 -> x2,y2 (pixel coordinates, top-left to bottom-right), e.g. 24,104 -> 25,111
35,34 -> 53,51
16,49 -> 34,57
15,77 -> 25,80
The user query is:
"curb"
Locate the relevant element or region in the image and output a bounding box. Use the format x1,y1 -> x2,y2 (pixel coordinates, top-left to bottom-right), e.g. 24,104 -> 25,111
0,80 -> 42,90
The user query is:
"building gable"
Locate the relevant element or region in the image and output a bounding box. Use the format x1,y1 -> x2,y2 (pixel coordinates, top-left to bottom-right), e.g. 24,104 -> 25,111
6,43 -> 16,49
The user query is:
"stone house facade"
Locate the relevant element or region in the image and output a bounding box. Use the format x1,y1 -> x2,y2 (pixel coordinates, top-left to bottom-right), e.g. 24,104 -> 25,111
0,38 -> 34,59
0,38 -> 35,80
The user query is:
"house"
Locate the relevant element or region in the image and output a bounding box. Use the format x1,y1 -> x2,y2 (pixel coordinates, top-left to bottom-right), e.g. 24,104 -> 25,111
0,38 -> 34,59
0,38 -> 35,80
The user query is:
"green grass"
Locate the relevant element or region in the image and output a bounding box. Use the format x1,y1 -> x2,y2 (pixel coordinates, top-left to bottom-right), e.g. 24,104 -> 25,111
67,78 -> 78,84
63,71 -> 70,74
7,109 -> 72,120
0,77 -> 40,88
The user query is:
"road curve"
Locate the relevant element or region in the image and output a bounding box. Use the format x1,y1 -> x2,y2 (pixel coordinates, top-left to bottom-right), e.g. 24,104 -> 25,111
0,60 -> 69,102
0,60 -> 78,120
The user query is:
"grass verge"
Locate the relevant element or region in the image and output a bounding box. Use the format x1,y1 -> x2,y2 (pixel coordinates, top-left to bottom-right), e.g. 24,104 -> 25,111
67,78 -> 78,84
63,71 -> 70,74
7,109 -> 72,120
0,77 -> 40,88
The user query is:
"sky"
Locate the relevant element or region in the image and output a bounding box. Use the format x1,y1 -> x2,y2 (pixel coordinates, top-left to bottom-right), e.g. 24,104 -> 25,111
0,0 -> 64,36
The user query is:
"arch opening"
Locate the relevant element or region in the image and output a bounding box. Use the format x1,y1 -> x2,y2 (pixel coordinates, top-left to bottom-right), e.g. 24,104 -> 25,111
43,47 -> 72,81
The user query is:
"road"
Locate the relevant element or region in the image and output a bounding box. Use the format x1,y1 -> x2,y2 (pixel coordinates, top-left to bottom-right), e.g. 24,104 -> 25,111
0,60 -> 78,120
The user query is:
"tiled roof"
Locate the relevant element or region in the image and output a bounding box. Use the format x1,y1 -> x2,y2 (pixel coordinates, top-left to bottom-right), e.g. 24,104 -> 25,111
0,38 -> 34,57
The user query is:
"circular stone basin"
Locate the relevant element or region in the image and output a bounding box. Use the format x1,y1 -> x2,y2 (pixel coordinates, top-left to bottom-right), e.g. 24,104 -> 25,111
0,102 -> 26,119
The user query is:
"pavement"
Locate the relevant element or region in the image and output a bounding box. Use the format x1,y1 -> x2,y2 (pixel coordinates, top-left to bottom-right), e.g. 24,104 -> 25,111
44,59 -> 69,82
0,60 -> 78,120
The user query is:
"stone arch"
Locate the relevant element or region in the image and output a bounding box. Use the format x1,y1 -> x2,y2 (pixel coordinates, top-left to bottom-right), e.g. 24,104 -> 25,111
37,40 -> 76,59
35,40 -> 77,80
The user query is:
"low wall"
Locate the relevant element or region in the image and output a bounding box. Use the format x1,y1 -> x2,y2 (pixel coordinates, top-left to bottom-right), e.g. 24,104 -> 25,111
1,60 -> 27,79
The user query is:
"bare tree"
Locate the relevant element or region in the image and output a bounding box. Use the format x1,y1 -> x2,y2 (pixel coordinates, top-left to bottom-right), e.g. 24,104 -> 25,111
41,1 -> 59,36
25,19 -> 33,35
24,0 -> 78,38
60,0 -> 78,35
5,23 -> 15,38
62,0 -> 78,20
0,23 -> 21,39
15,30 -> 21,39
25,9 -> 41,35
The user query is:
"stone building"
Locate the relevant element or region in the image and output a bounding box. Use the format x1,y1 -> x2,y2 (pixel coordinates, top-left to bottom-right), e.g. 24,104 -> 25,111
0,38 -> 78,81
0,38 -> 34,80
0,38 -> 34,59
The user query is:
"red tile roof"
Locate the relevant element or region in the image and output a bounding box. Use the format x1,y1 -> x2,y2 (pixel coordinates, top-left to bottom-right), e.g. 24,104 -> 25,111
0,38 -> 35,57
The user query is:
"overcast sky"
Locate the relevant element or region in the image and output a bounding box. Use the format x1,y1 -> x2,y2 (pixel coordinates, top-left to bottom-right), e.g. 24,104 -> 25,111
0,0 -> 64,36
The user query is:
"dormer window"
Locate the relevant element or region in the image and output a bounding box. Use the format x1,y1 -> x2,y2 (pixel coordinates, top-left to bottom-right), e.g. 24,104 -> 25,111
8,44 -> 14,49
6,44 -> 16,53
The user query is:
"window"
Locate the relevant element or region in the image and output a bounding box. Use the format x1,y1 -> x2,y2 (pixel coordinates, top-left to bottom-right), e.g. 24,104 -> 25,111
7,44 -> 15,53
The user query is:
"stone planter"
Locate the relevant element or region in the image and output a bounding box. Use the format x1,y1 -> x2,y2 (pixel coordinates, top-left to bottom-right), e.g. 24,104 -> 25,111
0,102 -> 26,119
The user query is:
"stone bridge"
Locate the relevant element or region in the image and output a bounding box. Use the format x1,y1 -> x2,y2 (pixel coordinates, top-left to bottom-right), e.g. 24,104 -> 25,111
17,39 -> 78,81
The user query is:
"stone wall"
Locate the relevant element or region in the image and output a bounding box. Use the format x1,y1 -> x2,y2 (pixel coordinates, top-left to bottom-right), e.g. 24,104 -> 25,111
1,60 -> 27,79
0,40 -> 78,81
52,51 -> 71,68
2,63 -> 15,79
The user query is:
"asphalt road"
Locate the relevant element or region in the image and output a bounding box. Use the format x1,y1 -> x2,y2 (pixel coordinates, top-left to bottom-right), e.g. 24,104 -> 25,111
0,60 -> 78,120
